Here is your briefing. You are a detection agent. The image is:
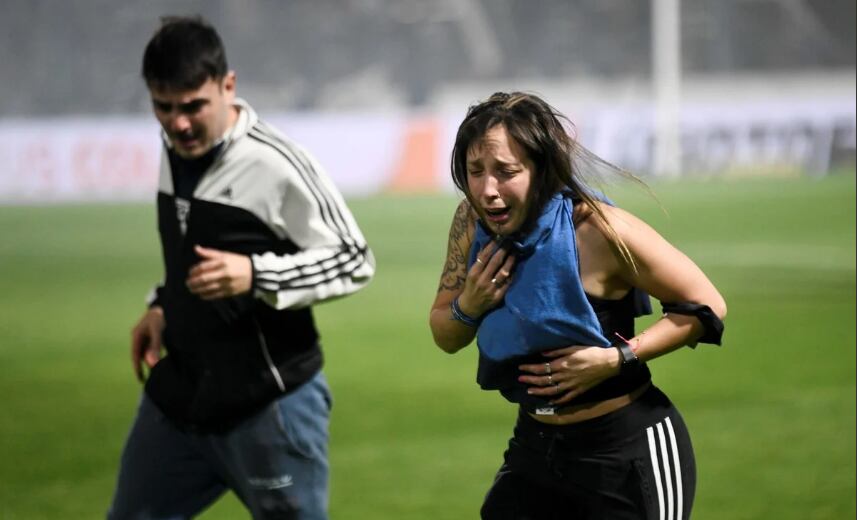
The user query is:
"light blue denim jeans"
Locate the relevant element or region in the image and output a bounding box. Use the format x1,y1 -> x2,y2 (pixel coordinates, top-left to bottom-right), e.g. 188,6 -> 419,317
108,372 -> 331,520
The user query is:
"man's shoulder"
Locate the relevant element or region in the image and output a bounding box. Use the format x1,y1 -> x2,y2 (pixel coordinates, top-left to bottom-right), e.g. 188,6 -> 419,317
233,101 -> 297,153
246,118 -> 311,158
230,101 -> 319,177
228,123 -> 315,183
246,118 -> 292,149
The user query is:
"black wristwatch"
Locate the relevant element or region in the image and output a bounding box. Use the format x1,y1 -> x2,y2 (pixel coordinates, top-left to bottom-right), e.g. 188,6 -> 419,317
616,342 -> 640,374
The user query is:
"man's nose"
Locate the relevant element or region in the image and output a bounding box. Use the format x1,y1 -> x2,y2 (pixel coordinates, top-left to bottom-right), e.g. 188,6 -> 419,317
169,113 -> 192,134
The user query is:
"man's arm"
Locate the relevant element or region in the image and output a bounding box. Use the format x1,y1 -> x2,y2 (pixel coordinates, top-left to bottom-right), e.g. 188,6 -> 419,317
246,146 -> 375,309
183,136 -> 374,308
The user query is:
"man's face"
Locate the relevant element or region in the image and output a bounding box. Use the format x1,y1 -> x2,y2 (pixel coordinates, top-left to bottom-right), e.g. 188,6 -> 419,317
148,73 -> 236,158
466,124 -> 535,236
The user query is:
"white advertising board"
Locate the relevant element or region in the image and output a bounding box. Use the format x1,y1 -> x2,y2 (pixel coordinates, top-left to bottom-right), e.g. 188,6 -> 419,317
0,96 -> 853,204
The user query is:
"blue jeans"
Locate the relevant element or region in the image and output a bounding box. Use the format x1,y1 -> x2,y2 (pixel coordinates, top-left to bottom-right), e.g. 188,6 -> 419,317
108,372 -> 332,520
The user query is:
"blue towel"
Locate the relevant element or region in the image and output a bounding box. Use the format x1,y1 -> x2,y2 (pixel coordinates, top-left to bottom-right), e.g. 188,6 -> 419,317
470,192 -> 608,358
468,192 -> 651,398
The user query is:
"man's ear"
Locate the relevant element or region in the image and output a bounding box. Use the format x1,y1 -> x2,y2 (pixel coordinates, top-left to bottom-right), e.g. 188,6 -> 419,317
221,71 -> 237,96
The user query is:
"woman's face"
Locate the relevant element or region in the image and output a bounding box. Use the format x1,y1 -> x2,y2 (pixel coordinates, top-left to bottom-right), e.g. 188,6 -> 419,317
466,124 -> 534,236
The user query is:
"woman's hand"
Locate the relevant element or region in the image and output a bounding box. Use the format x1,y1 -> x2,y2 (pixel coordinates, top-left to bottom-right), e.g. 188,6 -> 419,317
518,346 -> 621,405
456,241 -> 516,319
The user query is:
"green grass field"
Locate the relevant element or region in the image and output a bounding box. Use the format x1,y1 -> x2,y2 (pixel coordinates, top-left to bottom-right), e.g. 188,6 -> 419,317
0,175 -> 854,519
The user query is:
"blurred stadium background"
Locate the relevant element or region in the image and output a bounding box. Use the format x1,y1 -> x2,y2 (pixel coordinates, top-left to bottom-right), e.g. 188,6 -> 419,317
0,1 -> 854,518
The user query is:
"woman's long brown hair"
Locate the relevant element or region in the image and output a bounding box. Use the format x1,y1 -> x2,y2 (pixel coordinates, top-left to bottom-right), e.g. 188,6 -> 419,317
450,91 -> 647,271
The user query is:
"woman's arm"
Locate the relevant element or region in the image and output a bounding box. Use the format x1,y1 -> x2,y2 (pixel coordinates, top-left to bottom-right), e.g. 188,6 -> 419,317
520,203 -> 727,404
429,200 -> 516,353
607,204 -> 727,363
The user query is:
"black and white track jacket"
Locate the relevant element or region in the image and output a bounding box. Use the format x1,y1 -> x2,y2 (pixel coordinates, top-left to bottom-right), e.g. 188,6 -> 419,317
144,99 -> 375,432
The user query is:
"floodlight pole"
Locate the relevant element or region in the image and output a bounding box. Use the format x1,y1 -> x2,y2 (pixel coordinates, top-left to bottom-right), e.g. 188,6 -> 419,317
652,0 -> 682,177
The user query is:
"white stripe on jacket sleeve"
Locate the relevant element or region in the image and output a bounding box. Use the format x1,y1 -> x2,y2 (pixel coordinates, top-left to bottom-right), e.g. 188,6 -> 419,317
249,126 -> 375,310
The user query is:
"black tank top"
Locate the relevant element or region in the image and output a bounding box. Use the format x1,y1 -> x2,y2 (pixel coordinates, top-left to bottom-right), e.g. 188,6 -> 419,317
488,289 -> 652,413
479,199 -> 652,413
576,290 -> 652,404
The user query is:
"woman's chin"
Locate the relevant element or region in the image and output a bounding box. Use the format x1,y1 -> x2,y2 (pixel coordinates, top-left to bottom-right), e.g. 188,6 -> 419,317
490,222 -> 520,237
484,221 -> 504,235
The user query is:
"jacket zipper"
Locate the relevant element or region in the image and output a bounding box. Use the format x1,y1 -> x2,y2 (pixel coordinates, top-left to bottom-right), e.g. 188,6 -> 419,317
252,317 -> 286,392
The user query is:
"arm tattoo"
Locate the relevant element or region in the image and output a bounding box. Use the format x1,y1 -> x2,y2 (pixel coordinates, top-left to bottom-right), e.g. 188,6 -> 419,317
438,200 -> 474,292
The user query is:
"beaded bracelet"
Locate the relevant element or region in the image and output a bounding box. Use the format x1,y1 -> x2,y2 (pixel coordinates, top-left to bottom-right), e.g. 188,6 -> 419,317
451,296 -> 481,327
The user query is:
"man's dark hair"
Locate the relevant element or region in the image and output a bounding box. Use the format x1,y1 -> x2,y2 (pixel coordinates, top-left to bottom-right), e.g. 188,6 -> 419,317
142,16 -> 228,90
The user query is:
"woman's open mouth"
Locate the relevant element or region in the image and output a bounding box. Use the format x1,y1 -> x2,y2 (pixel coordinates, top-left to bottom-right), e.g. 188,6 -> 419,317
484,206 -> 511,224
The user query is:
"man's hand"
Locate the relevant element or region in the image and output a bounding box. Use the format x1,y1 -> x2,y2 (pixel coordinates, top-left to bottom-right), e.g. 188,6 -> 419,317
186,245 -> 253,300
131,306 -> 165,382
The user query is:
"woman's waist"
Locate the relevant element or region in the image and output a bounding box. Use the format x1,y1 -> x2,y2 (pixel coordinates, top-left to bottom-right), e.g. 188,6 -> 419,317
511,384 -> 675,454
528,381 -> 651,426
487,355 -> 651,414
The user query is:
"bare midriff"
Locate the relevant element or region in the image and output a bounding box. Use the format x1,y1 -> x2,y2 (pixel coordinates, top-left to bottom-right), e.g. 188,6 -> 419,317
529,381 -> 651,426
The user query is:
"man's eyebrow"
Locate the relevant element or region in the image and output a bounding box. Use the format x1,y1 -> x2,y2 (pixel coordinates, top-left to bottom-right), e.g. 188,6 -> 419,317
179,99 -> 207,107
151,98 -> 208,110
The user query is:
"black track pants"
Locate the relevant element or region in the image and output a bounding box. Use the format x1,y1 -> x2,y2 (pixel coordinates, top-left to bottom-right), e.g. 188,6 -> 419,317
481,385 -> 696,520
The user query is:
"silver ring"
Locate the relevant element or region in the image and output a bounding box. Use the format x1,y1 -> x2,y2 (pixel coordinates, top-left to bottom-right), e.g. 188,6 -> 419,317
491,277 -> 500,286
475,258 -> 484,265
544,362 -> 551,375
547,374 -> 553,385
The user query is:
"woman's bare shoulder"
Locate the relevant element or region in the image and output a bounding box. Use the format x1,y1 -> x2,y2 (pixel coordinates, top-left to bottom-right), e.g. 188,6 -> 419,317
584,201 -> 653,239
